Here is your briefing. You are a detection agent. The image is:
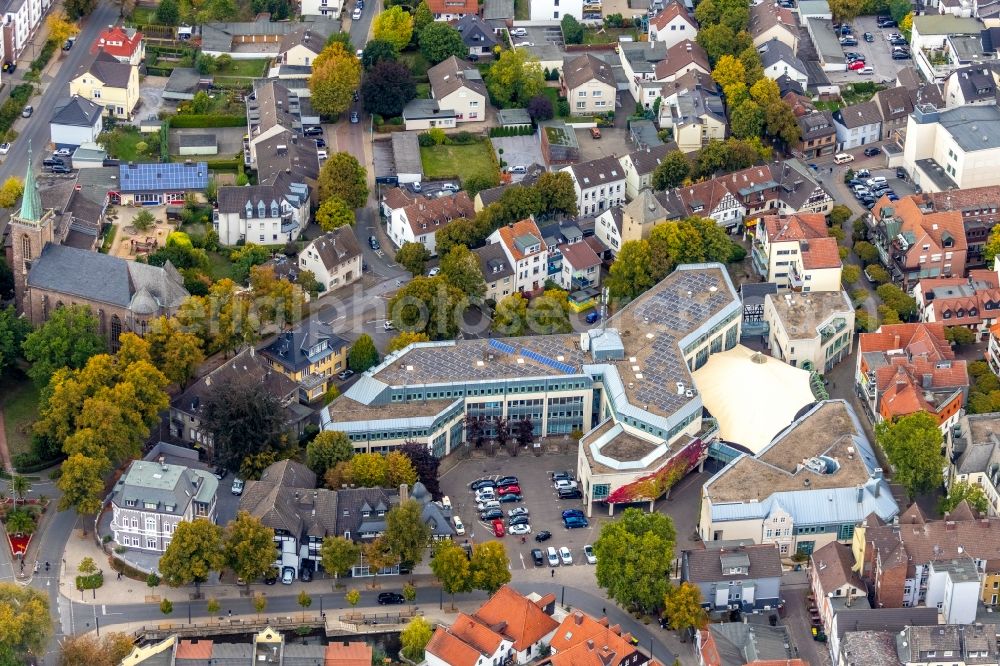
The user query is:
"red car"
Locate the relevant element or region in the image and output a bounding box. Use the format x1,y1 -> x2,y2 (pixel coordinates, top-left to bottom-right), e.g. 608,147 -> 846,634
848,60 -> 866,71
498,484 -> 522,495
492,519 -> 505,537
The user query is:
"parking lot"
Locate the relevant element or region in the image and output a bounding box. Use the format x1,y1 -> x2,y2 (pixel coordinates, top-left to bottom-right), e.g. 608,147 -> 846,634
491,135 -> 545,181
826,15 -> 911,85
440,453 -> 606,572
512,25 -> 563,48
575,126 -> 632,162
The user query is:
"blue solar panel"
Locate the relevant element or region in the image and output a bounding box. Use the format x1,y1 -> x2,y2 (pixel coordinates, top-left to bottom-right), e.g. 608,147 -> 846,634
489,339 -> 516,354
119,162 -> 209,192
520,348 -> 575,374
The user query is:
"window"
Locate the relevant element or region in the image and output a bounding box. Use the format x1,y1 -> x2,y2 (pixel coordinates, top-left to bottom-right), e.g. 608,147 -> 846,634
576,101 -> 586,109
578,91 -> 587,97
93,89 -> 100,98
147,538 -> 156,549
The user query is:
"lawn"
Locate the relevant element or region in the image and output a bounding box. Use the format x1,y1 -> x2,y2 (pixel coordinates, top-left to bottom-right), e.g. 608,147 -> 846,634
207,250 -> 236,281
582,27 -> 636,44
129,5 -> 157,25
217,58 -> 269,78
420,141 -> 498,185
542,86 -> 568,117
98,128 -> 153,162
0,371 -> 39,459
399,51 -> 431,81
416,82 -> 431,99
514,0 -> 529,19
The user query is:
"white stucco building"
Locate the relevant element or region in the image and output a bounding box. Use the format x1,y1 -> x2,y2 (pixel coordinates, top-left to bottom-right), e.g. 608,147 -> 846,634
904,103 -> 1000,192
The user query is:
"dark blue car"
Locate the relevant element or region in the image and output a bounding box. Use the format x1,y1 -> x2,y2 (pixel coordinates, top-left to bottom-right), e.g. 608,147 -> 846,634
586,311 -> 601,324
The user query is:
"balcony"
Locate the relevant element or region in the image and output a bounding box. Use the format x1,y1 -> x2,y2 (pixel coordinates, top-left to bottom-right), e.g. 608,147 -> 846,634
788,267 -> 804,291
571,275 -> 593,290
751,245 -> 769,276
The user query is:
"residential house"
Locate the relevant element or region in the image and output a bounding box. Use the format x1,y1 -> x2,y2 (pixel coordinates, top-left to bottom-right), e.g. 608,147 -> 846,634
854,322 -> 968,429
758,39 -> 808,88
618,41 -> 669,106
653,39 -> 712,84
116,162 -> 209,206
91,25 -> 144,66
647,1 -> 698,48
300,0 -> 342,18
121,630 -> 372,666
697,623 -> 805,666
426,585 -> 560,666
832,609 -> 940,664
69,50 -> 139,119
619,142 -> 680,199
110,459 -> 218,553
903,103 -> 1000,193
549,611 -> 656,666
914,270 -> 1000,340
868,195 -> 968,289
199,20 -> 316,58
483,0 -> 513,32
401,99 -> 458,130
428,56 -> 488,122
751,213 -> 842,290
336,482 -> 452,546
749,2 -> 799,50
796,110 -> 837,158
676,178 -> 747,229
659,75 -> 726,153
910,15 -> 989,82
278,27 -> 324,67
763,290 -> 855,371
617,187 -> 684,246
557,240 -> 602,291
297,227 -> 363,293
898,186 -> 1000,266
810,541 -> 867,633
943,64 -> 999,107
832,101 -> 883,150
949,411 -> 1000,520
475,242 -> 515,301
897,625 -> 998,666
427,0 -> 478,21
169,347 -> 303,450
681,544 -> 783,612
529,0 -> 584,21
454,14 -> 499,57
260,320 -> 349,403
562,155 -> 627,217
381,188 -> 476,255
562,54 -> 617,116
486,218 -> 549,294
872,87 -> 916,141
700,400 -> 899,557
254,132 -> 321,206
49,95 -> 103,148
214,176 -> 310,245
245,81 -> 319,169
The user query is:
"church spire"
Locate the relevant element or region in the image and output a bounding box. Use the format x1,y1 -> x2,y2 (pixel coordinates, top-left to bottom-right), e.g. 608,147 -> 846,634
20,141 -> 41,222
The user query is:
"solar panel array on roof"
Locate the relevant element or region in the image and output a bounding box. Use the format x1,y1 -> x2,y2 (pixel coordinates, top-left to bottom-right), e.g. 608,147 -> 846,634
520,348 -> 575,374
119,162 -> 209,192
489,339 -> 516,354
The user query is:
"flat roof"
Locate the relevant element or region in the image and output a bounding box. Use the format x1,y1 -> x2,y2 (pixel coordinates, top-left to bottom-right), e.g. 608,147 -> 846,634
807,17 -> 846,65
915,157 -> 959,191
392,132 -> 423,177
767,291 -> 853,340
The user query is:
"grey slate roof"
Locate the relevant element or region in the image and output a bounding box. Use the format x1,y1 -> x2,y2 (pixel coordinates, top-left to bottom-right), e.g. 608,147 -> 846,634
707,623 -> 797,664
77,49 -> 132,88
217,179 -> 309,218
256,131 -> 320,185
833,101 -> 883,129
260,319 -> 349,374
238,459 -> 340,540
683,544 -> 782,583
839,631 -> 900,666
51,96 -> 102,127
26,244 -> 188,311
949,65 -> 998,104
483,0 -> 514,20
624,142 -> 678,177
428,56 -> 487,99
798,110 -> 836,140
476,241 -> 514,282
113,460 -> 217,512
306,227 -> 362,272
335,487 -> 397,537
172,347 -> 298,419
454,14 -> 499,50
391,131 -> 423,177
563,53 -> 617,91
567,155 -> 625,188
758,39 -> 806,76
832,607 -> 939,638
164,67 -> 201,97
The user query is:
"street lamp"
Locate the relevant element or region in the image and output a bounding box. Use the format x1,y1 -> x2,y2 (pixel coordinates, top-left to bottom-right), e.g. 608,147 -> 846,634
319,595 -> 324,617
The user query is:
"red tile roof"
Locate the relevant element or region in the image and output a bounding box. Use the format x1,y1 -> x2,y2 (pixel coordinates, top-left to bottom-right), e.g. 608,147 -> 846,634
324,642 -> 373,666
762,213 -> 828,241
425,626 -> 485,666
450,612 -> 505,656
872,196 -> 967,270
650,0 -> 694,31
473,585 -> 559,651
427,0 -> 477,14
800,236 -> 842,270
549,612 -> 644,666
92,26 -> 142,58
397,192 -> 475,238
858,322 -> 951,357
176,640 -> 213,659
496,219 -> 547,262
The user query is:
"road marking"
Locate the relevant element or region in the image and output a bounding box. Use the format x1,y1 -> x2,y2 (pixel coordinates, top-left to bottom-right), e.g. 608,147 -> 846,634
519,554 -> 525,569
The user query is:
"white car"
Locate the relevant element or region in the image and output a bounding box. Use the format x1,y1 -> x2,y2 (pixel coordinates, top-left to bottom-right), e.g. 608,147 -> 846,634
442,183 -> 459,192
547,546 -> 559,567
508,507 -> 529,518
54,148 -> 72,156
559,546 -> 573,565
317,149 -> 328,160
452,516 -> 465,535
0,143 -> 10,155
514,41 -> 534,47
356,48 -> 364,58
477,499 -> 500,511
352,7 -> 362,19
231,478 -> 244,495
508,523 -> 532,535
428,267 -> 441,277
554,479 -> 578,491
511,27 -> 527,37
584,544 -> 597,564
281,566 -> 295,584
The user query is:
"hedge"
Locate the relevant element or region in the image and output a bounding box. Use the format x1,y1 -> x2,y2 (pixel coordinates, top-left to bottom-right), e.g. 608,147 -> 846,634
489,125 -> 535,137
29,40 -> 56,73
169,114 -> 247,128
202,157 -> 242,170
0,84 -> 35,138
13,451 -> 65,474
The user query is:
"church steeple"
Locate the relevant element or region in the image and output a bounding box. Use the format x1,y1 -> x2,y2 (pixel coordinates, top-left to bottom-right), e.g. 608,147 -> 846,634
20,142 -> 41,222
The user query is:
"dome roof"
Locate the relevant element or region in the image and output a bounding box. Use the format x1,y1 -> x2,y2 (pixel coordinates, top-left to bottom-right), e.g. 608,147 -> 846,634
129,286 -> 159,315
411,481 -> 430,504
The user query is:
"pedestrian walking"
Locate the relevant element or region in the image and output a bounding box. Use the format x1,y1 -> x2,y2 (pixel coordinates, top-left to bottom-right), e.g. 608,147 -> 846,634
602,607 -> 606,615
228,609 -> 232,618
550,569 -> 555,578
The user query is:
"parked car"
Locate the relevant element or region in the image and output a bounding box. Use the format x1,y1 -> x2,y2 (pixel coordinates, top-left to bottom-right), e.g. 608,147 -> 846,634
509,507 -> 529,517
859,66 -> 875,75
303,126 -> 323,136
531,549 -> 545,566
338,369 -> 354,380
864,32 -> 874,42
442,183 -> 459,192
317,149 -> 328,160
590,127 -> 601,139
350,111 -> 360,124
863,147 -> 882,157
586,311 -> 601,324
535,530 -> 552,542
848,60 -> 866,71
492,519 -> 505,537
840,37 -> 858,46
554,479 -> 578,490
552,471 -> 573,482
427,267 -> 441,277
352,7 -> 362,19
369,235 -> 380,250
300,566 -> 313,582
378,592 -> 405,605
511,27 -> 528,37
509,523 -> 531,535
559,547 -> 573,565
54,148 -> 72,156
584,545 -> 597,564
480,508 -> 503,520
51,164 -> 72,174
547,547 -> 560,566
0,143 -> 10,155
213,466 -> 227,480
21,106 -> 33,118
510,515 -> 530,526
498,484 -> 522,495
264,569 -> 278,585
892,51 -> 911,59
231,478 -> 244,495
562,509 -> 585,518
896,166 -> 907,179
856,168 -> 870,178
281,566 -> 295,584
452,516 -> 465,535
497,492 -> 522,503
564,515 -> 588,528
470,479 -> 496,490
477,499 -> 500,511
559,488 -> 583,499
497,476 -> 518,486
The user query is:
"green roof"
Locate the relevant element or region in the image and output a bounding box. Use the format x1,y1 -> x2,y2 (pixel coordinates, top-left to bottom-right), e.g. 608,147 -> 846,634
912,15 -> 984,35
20,147 -> 41,222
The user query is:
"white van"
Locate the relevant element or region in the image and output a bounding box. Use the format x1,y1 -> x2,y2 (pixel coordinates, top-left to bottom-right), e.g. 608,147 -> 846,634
352,7 -> 362,19
452,515 -> 465,535
834,153 -> 855,164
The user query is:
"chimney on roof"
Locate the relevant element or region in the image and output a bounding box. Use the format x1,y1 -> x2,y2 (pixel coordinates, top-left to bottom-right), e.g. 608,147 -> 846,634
574,611 -> 584,625
400,484 -> 409,503
587,640 -> 595,650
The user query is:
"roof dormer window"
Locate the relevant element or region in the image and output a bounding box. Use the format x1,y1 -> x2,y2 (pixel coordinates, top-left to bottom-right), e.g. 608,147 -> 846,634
258,201 -> 266,217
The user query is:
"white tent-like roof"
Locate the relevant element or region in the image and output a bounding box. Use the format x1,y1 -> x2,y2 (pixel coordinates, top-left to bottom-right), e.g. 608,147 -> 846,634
692,345 -> 814,454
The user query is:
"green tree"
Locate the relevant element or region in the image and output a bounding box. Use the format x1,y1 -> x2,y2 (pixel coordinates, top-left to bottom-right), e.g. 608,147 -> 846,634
155,0 -> 180,24
493,292 -> 529,336
440,244 -> 486,299
195,52 -> 217,74
372,5 -> 413,51
940,480 -> 990,515
348,334 -> 380,372
224,511 -> 275,589
159,599 -> 173,615
419,22 -> 467,64
318,153 -> 369,209
306,431 -> 354,477
853,241 -> 879,264
697,23 -> 738,64
526,289 -> 573,334
400,616 -> 433,661
764,101 -> 802,145
829,0 -> 865,21
326,31 -> 354,48
144,315 -> 204,388
606,240 -> 655,302
888,0 -> 911,20
345,589 -> 360,608
865,264 -> 891,284
309,42 -> 363,116
361,61 -> 416,118
430,540 -> 472,608
739,45 -> 764,86
385,450 -> 418,486
485,49 -> 545,107
535,171 -> 579,217
57,453 -> 108,517
470,541 -> 511,594
663,582 -> 708,633
388,276 -> 466,340
383,499 -> 432,567
387,331 -> 431,353
297,590 -> 313,620
253,592 -> 267,618
875,412 -> 944,499
729,100 -> 764,139
348,452 -> 387,487
362,39 -> 399,69
593,508 -> 677,612
321,536 -> 360,578
561,14 -> 584,44
946,326 -> 977,347
315,197 -> 356,231
201,376 -> 285,472
206,597 -> 220,615
829,205 -> 852,228
10,475 -> 30,505
395,242 -> 431,276
651,151 -> 691,190
159,519 -> 225,594
876,283 -> 917,319
22,304 -> 105,387
0,305 -> 30,375
413,0 -> 433,31
842,264 -> 861,285
64,0 -> 96,19
403,581 -> 417,605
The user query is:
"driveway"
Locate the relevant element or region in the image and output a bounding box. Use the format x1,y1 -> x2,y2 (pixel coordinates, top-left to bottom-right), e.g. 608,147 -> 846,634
491,135 -> 545,179
169,126 -> 245,157
825,16 -> 910,86
139,76 -> 174,120
576,126 -> 632,161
